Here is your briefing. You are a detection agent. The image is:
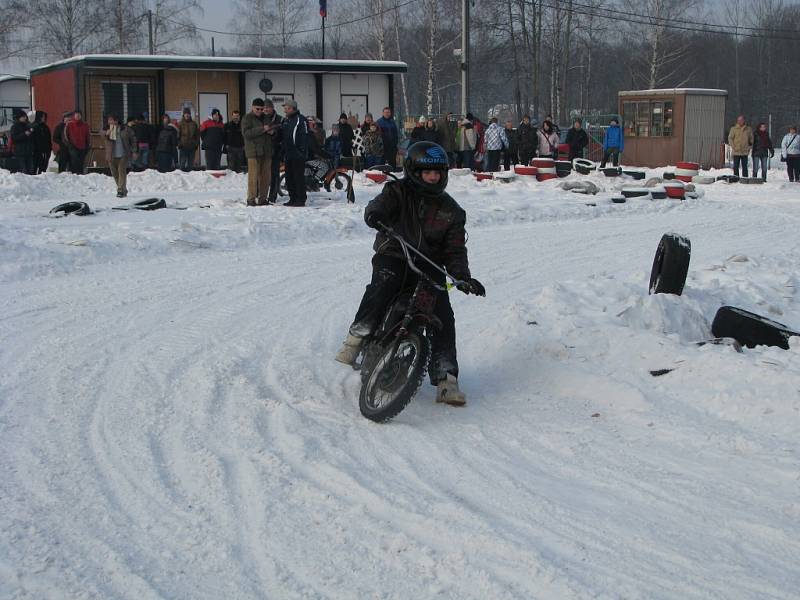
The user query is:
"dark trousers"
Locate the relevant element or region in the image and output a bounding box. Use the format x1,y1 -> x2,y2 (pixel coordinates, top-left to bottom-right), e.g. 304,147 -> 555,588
503,149 -> 517,171
518,151 -> 534,166
486,149 -> 502,172
733,155 -> 748,178
56,150 -> 69,173
35,152 -> 49,174
459,150 -> 474,170
284,159 -> 307,203
268,155 -> 281,201
178,148 -> 195,171
752,154 -> 769,180
15,154 -> 35,175
156,151 -> 174,172
787,156 -> 800,182
227,146 -> 245,172
600,147 -> 620,168
351,254 -> 458,384
383,144 -> 397,167
68,147 -> 87,174
205,147 -> 222,170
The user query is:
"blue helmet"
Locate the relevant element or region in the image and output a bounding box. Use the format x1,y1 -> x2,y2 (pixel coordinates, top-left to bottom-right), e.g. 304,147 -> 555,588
403,141 -> 449,194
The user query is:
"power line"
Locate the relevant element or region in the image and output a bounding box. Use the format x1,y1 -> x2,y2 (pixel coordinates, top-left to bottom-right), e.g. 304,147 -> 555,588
164,0 -> 421,39
528,0 -> 800,42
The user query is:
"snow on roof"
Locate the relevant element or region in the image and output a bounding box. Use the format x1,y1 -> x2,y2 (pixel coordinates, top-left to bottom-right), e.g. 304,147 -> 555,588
0,75 -> 29,84
619,88 -> 728,97
31,54 -> 407,74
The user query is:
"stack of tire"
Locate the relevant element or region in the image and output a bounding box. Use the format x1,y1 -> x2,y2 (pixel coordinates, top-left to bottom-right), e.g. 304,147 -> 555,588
555,161 -> 573,178
663,181 -> 686,199
675,161 -> 700,183
533,158 -> 558,182
514,165 -> 538,177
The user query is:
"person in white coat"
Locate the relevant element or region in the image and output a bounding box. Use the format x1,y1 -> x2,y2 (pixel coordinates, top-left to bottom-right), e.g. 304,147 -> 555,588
780,125 -> 800,182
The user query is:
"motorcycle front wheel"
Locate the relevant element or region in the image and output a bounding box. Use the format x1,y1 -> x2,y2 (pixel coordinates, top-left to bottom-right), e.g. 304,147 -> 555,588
359,327 -> 430,423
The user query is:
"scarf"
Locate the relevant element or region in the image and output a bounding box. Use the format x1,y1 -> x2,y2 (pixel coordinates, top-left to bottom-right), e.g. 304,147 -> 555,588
108,124 -> 119,141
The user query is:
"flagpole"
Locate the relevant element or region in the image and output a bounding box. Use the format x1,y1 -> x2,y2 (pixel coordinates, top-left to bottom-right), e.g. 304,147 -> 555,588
322,14 -> 326,59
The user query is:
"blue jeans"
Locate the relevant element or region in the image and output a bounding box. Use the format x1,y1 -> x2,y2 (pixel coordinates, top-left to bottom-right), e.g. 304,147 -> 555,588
365,155 -> 382,169
752,155 -> 769,180
733,155 -> 748,178
137,144 -> 150,169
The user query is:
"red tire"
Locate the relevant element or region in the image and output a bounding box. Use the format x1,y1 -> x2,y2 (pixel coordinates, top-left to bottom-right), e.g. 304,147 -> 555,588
514,166 -> 538,176
676,161 -> 700,171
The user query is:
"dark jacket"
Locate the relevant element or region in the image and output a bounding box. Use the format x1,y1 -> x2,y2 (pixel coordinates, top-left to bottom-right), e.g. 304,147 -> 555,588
752,130 -> 774,157
437,117 -> 456,152
281,112 -> 308,161
324,134 -> 342,164
53,122 -> 67,153
103,123 -> 137,162
32,112 -> 52,155
178,118 -> 200,150
339,121 -> 354,156
200,119 -> 225,151
517,122 -> 536,157
363,179 -> 471,280
264,111 -> 283,153
565,127 -> 588,157
133,122 -> 154,146
363,130 -> 384,157
10,120 -> 34,157
224,120 -> 244,148
241,111 -> 272,159
504,127 -> 518,155
155,124 -> 178,153
412,126 -> 440,144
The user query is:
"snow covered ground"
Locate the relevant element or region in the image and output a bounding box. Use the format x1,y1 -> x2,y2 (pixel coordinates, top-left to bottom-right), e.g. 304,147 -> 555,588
2,165 -> 799,599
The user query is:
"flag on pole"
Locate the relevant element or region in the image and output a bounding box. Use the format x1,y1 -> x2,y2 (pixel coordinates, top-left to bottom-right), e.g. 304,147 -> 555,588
319,0 -> 327,17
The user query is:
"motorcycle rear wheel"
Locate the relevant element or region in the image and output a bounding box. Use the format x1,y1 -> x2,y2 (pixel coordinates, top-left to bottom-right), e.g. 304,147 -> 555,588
359,328 -> 430,423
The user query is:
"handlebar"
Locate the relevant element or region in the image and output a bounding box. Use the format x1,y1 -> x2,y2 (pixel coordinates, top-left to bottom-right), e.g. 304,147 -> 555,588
377,222 -> 467,292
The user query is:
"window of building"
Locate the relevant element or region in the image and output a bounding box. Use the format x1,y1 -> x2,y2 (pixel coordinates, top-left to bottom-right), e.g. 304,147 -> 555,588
102,81 -> 150,123
622,99 -> 674,138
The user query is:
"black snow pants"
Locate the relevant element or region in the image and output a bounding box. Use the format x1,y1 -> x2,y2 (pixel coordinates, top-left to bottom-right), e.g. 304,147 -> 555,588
350,254 -> 458,384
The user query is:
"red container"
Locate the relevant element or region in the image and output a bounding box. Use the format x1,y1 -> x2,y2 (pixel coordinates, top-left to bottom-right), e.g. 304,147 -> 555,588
514,165 -> 538,176
676,161 -> 700,171
536,173 -> 559,182
557,143 -> 570,159
473,172 -> 493,181
532,158 -> 555,169
365,172 -> 387,184
676,175 -> 694,183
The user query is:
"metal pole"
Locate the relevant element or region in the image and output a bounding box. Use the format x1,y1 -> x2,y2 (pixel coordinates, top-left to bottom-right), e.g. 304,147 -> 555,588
322,16 -> 326,59
768,112 -> 772,171
460,0 -> 469,116
211,37 -> 215,57
148,9 -> 154,54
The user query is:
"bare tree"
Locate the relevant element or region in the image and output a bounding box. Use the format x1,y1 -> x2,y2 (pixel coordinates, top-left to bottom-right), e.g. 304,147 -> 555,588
151,0 -> 203,53
10,0 -> 100,58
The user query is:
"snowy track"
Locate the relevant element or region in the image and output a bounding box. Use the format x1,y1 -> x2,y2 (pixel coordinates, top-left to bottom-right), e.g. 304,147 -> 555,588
2,170 -> 800,598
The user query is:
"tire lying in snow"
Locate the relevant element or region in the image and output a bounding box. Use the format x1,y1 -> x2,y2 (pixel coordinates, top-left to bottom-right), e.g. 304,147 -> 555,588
711,306 -> 799,350
739,177 -> 765,185
621,187 -> 650,199
611,196 -> 626,204
623,170 -> 646,180
717,174 -> 739,183
133,198 -> 167,210
49,201 -> 92,216
663,172 -> 676,180
649,233 -> 691,295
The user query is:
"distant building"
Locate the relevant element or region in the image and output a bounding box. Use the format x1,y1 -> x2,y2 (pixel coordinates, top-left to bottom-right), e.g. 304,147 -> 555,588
0,75 -> 31,132
618,88 -> 728,168
29,54 -> 407,166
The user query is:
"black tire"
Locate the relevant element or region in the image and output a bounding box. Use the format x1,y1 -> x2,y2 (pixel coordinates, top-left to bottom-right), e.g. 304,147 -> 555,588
323,171 -> 352,193
133,198 -> 166,210
717,175 -> 740,183
739,177 -> 764,184
602,167 -> 622,177
611,196 -> 626,204
50,201 -> 91,216
575,165 -> 592,175
621,188 -> 650,198
663,172 -> 676,180
649,233 -> 691,295
359,328 -> 430,423
623,170 -> 646,180
711,306 -> 799,350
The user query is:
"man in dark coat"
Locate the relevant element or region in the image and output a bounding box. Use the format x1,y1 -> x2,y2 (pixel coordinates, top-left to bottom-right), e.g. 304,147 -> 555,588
338,113 -> 355,157
376,106 -> 399,167
334,141 -> 485,406
263,100 -> 283,203
10,110 -> 35,174
565,119 -> 589,160
31,111 -> 52,174
223,110 -> 245,173
52,112 -> 71,173
502,120 -> 518,171
516,115 -> 536,166
281,99 -> 309,207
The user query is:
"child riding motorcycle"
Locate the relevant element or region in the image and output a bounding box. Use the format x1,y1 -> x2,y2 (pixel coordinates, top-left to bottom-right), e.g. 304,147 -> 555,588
335,141 -> 485,406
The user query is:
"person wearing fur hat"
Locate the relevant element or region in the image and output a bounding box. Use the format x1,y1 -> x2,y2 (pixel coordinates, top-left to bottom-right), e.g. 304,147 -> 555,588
200,108 -> 225,170
338,112 -> 355,157
10,109 -> 35,174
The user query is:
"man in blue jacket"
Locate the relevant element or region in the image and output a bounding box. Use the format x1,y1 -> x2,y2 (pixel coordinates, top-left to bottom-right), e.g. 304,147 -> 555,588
376,106 -> 399,167
600,117 -> 624,168
281,99 -> 309,207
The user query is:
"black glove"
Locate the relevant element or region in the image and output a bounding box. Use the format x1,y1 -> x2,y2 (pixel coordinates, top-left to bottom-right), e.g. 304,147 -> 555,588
365,211 -> 384,229
456,277 -> 485,296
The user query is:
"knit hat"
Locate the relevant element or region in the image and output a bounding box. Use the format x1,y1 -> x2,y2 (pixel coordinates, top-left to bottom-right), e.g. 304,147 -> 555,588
211,108 -> 221,117
182,106 -> 192,114
264,99 -> 274,108
418,115 -> 426,124
284,99 -> 298,110
252,98 -> 265,107
339,112 -> 348,120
